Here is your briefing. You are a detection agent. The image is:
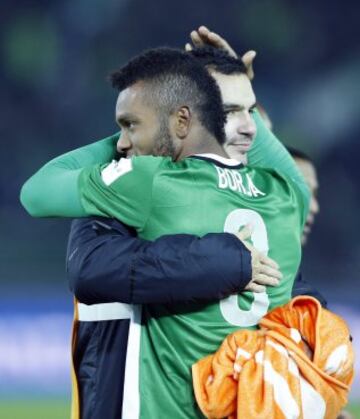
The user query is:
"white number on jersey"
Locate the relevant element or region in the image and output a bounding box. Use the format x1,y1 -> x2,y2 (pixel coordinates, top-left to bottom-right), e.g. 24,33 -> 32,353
220,209 -> 270,327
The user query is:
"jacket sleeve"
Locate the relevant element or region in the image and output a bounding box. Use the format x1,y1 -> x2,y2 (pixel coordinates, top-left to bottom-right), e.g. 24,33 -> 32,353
67,217 -> 252,305
291,270 -> 328,308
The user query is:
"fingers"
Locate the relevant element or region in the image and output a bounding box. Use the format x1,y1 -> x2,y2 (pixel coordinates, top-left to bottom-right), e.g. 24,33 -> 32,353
234,223 -> 253,241
252,273 -> 280,287
198,25 -> 210,32
252,255 -> 282,287
258,264 -> 282,280
187,26 -> 237,58
191,27 -> 216,49
198,25 -> 211,37
251,252 -> 282,290
241,50 -> 256,80
241,50 -> 256,65
198,26 -> 224,48
245,283 -> 266,293
190,30 -> 204,47
205,31 -> 226,48
188,26 -> 255,71
244,271 -> 279,293
258,253 -> 279,269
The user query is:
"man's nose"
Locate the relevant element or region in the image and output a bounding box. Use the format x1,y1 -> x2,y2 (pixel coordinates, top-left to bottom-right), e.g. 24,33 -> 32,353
237,114 -> 257,138
117,133 -> 132,153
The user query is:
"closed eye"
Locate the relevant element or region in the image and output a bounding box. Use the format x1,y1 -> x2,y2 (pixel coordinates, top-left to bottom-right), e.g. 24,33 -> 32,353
118,118 -> 136,130
225,109 -> 238,116
249,103 -> 257,114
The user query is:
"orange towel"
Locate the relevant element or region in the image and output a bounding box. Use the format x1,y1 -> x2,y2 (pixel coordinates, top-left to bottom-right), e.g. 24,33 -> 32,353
192,296 -> 354,419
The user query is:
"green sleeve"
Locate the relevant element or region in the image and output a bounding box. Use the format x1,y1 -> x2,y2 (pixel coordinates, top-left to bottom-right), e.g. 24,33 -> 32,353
79,156 -> 163,229
20,133 -> 119,217
248,109 -> 310,222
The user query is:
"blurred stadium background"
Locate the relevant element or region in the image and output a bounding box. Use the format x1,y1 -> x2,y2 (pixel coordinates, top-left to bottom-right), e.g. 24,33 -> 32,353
1,0 -> 359,417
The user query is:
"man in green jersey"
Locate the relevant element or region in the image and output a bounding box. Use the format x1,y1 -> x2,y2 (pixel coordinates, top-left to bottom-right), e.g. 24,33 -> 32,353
21,47 -> 308,417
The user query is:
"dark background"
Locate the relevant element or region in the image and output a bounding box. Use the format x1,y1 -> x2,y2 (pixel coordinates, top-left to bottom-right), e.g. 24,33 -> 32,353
1,0 -> 359,404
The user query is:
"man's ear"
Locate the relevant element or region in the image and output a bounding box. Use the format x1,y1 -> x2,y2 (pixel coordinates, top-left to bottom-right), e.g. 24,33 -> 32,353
173,106 -> 191,139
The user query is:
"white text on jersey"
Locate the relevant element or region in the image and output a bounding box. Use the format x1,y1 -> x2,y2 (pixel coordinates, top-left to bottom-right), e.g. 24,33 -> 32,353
215,167 -> 266,197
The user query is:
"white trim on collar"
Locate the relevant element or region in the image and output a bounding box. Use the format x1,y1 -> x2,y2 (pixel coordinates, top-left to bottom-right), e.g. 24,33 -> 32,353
192,153 -> 241,167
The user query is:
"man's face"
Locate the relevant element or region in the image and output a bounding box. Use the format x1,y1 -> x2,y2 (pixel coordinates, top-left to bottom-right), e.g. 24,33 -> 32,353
115,82 -> 174,158
295,158 -> 320,245
210,71 -> 257,163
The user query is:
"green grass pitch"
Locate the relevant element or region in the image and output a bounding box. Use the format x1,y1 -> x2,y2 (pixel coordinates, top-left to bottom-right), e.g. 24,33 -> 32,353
0,400 -> 70,419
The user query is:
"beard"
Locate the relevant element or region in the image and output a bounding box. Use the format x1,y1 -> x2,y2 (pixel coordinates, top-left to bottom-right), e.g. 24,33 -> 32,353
152,115 -> 177,159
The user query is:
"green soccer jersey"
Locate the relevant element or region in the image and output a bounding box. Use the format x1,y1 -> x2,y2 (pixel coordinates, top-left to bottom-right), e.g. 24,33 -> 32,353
79,153 -> 304,418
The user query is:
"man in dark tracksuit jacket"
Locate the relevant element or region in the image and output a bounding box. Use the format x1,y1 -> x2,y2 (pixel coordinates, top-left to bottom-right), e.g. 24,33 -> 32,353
67,217 -> 254,419
67,216 -> 327,419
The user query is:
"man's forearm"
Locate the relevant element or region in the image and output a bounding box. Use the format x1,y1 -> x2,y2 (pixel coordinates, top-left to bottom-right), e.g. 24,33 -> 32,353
248,110 -> 310,214
132,232 -> 251,304
20,133 -> 119,217
67,218 -> 252,305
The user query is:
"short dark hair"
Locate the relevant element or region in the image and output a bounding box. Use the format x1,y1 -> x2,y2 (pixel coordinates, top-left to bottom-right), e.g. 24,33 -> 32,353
189,46 -> 247,75
286,146 -> 313,163
110,47 -> 226,144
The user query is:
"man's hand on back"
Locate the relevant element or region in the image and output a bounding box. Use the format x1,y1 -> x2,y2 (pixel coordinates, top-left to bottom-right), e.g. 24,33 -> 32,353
185,25 -> 256,80
234,224 -> 282,293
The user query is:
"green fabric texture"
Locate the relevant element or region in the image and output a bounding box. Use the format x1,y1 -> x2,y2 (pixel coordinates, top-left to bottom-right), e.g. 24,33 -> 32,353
249,109 -> 310,222
20,133 -> 119,217
79,156 -> 163,230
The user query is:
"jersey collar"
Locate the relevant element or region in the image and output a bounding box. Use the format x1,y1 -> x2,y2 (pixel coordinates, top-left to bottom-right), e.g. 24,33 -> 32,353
190,153 -> 244,169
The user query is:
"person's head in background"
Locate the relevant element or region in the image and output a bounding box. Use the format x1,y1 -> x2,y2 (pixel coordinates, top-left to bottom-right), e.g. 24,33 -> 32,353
287,147 -> 319,245
189,47 -> 257,164
111,47 -> 226,160
257,105 -> 319,245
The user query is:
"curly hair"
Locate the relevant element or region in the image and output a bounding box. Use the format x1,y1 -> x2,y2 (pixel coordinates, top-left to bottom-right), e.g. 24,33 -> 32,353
110,47 -> 226,144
